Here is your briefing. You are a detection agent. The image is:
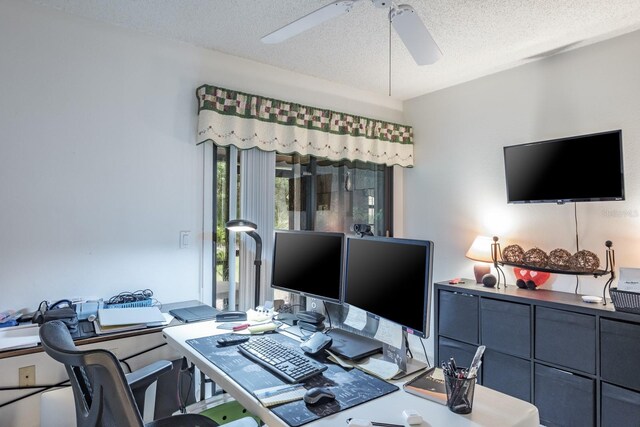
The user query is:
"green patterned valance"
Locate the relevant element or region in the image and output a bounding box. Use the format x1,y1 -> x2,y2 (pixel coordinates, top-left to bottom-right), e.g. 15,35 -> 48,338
195,85 -> 414,167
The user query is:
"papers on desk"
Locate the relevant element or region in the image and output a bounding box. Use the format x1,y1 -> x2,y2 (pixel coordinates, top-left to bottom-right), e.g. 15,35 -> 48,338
326,349 -> 401,380
94,308 -> 171,335
97,306 -> 165,326
254,384 -> 306,407
0,323 -> 40,351
618,268 -> 640,293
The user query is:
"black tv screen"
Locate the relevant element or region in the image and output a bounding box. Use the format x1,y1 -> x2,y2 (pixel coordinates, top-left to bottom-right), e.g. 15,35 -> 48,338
271,230 -> 344,303
504,130 -> 624,204
343,237 -> 434,338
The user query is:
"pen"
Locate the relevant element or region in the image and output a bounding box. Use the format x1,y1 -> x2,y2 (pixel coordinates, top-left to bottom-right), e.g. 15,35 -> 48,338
232,323 -> 250,331
467,345 -> 486,378
345,419 -> 403,427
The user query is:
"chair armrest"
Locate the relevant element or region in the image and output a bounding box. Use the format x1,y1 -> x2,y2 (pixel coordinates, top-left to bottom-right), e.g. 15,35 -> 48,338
146,413 -> 219,427
125,359 -> 173,391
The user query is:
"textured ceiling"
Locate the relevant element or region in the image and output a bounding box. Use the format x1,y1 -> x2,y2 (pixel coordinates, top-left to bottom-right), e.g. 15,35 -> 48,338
29,0 -> 640,100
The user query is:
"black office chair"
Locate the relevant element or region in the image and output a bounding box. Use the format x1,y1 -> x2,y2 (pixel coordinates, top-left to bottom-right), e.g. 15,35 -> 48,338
39,320 -> 257,427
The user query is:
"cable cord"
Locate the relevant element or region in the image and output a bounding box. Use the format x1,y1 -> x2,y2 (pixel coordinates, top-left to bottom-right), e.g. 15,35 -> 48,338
419,337 -> 431,367
322,301 -> 332,330
575,202 -> 580,294
177,358 -> 194,413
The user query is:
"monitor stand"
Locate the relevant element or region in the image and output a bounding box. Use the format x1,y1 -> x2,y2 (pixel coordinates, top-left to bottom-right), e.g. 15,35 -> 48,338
382,329 -> 429,379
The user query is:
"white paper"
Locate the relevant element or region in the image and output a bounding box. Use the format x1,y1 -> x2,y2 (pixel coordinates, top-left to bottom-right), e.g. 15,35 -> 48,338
618,268 -> 640,293
0,324 -> 40,351
343,305 -> 367,330
357,357 -> 400,380
373,318 -> 402,349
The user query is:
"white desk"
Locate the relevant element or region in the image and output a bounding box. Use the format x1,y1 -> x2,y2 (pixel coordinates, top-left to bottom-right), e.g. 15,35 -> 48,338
162,321 -> 539,427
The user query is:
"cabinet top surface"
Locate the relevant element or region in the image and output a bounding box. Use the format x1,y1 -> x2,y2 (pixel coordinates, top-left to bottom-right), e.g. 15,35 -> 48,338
436,280 -> 640,321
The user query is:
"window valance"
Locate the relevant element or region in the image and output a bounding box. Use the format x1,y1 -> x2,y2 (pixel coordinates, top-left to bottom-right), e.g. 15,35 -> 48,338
195,85 -> 414,167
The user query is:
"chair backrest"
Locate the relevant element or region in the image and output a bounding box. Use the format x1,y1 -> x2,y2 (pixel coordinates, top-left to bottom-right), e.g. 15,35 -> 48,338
39,320 -> 144,427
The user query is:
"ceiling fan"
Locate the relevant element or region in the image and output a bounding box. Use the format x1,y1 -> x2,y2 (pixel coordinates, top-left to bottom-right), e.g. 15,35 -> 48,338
261,0 -> 443,66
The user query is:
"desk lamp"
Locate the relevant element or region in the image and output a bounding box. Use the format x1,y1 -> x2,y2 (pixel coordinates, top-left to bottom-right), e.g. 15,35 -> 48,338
226,219 -> 262,308
465,235 -> 494,284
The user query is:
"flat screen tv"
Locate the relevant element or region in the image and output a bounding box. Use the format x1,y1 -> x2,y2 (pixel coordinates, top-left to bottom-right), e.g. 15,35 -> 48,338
504,130 -> 624,204
343,236 -> 434,338
271,230 -> 344,303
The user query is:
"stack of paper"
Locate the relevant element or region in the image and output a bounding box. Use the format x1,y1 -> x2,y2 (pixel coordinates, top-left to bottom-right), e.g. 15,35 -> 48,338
254,384 -> 306,407
95,307 -> 167,335
618,268 -> 640,293
0,324 -> 40,351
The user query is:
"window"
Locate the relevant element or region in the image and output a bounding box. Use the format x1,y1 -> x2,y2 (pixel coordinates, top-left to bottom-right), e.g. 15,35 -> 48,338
213,148 -> 392,310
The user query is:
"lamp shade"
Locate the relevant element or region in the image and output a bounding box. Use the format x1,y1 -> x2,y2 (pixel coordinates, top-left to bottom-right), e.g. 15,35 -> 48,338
225,219 -> 257,232
465,236 -> 494,263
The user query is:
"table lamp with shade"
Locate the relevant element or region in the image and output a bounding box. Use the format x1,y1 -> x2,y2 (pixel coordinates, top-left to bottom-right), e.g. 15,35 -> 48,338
465,235 -> 494,284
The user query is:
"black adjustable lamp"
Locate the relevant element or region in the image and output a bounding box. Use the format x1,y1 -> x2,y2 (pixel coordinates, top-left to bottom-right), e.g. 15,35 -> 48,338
226,219 -> 262,309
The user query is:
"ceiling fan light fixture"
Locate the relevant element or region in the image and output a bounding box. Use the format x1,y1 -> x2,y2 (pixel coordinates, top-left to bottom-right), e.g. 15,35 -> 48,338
261,1 -> 356,44
390,4 -> 442,65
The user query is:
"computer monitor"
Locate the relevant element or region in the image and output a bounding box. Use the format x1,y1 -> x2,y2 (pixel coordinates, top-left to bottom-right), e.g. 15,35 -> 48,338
343,236 -> 434,338
271,230 -> 344,303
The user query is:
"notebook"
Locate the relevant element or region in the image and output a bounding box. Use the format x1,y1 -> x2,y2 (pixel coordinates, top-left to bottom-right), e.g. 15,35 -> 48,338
253,384 -> 306,407
403,367 -> 446,405
169,305 -> 219,323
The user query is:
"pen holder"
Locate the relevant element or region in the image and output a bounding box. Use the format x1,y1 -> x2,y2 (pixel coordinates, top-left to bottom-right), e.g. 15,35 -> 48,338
444,370 -> 476,414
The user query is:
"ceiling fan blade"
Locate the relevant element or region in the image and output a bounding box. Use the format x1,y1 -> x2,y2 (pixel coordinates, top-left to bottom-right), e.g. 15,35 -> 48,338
390,4 -> 442,65
261,1 -> 356,44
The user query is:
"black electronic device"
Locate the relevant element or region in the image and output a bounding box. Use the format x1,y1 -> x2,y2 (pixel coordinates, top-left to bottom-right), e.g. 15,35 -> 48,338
237,336 -> 327,383
482,273 -> 497,288
216,335 -> 251,346
296,311 -> 325,324
298,320 -> 326,332
326,328 -> 382,360
300,332 -> 333,355
216,311 -> 248,322
271,230 -> 344,303
343,236 -> 434,338
303,387 -> 336,405
504,129 -> 624,204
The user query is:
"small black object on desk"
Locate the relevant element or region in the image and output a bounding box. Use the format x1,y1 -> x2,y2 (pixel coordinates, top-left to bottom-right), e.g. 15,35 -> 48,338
303,387 -> 335,405
300,332 -> 332,355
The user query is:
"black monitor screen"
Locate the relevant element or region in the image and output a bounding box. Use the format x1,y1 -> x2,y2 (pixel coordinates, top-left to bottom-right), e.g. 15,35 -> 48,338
504,130 -> 624,203
343,237 -> 434,338
271,230 -> 344,303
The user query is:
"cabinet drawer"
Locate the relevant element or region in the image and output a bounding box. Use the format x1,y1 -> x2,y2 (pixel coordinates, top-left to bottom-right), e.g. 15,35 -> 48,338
535,363 -> 595,427
601,319 -> 640,391
438,337 -> 482,382
483,349 -> 531,402
601,382 -> 640,427
438,291 -> 478,344
481,298 -> 530,358
535,307 -> 595,374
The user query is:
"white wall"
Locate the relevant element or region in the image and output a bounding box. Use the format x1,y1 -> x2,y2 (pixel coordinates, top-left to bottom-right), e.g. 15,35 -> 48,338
404,30 -> 640,344
0,0 -> 403,313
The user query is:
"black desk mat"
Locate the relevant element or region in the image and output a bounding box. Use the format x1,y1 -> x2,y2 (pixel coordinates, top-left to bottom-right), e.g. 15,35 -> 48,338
186,332 -> 398,426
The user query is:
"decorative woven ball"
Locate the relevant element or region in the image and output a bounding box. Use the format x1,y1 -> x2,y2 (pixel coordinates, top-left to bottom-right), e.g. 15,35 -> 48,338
569,250 -> 600,271
548,248 -> 572,269
522,248 -> 549,268
502,244 -> 525,263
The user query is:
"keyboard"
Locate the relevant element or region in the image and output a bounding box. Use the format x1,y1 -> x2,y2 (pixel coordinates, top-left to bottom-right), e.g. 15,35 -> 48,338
238,336 -> 327,383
